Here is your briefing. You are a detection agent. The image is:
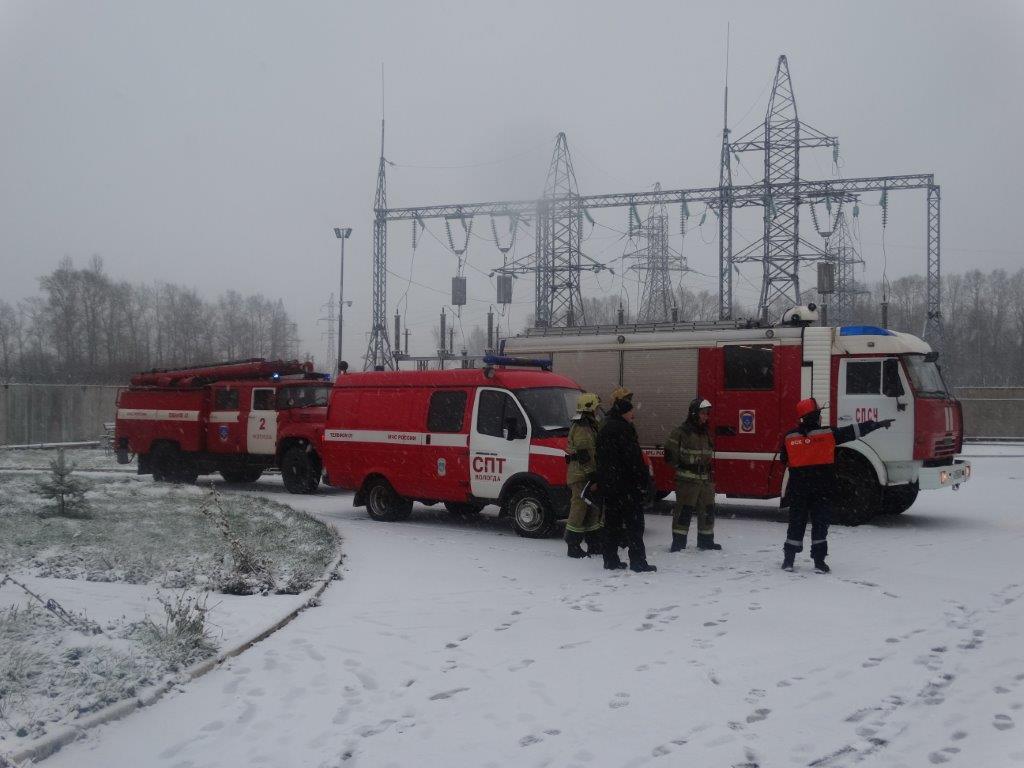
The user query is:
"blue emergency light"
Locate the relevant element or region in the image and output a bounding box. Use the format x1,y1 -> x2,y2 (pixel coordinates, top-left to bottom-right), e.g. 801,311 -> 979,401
483,355 -> 552,371
839,326 -> 895,337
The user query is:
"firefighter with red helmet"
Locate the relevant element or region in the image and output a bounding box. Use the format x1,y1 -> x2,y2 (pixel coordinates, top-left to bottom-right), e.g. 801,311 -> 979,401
781,398 -> 893,572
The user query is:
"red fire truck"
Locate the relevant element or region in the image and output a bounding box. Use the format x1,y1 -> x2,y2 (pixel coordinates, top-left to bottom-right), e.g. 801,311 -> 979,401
321,360 -> 582,537
114,359 -> 332,493
502,306 -> 971,524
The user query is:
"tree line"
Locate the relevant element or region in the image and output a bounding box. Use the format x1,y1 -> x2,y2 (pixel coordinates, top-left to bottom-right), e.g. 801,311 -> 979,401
0,257 -> 300,383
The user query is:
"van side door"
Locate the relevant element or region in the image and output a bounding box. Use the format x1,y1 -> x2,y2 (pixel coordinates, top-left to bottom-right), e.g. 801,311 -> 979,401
469,388 -> 530,500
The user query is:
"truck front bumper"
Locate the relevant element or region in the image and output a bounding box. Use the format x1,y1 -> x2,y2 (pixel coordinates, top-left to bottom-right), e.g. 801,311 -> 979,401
918,459 -> 971,491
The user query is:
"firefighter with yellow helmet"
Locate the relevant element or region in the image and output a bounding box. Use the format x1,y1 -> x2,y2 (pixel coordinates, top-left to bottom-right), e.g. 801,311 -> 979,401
564,392 -> 603,558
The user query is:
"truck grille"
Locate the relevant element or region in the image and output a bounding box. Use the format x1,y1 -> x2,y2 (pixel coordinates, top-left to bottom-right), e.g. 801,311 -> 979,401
933,436 -> 957,458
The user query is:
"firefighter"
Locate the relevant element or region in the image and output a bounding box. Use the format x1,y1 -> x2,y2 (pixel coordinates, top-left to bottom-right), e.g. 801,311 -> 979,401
664,397 -> 720,552
596,387 -> 657,573
781,397 -> 893,572
564,392 -> 602,558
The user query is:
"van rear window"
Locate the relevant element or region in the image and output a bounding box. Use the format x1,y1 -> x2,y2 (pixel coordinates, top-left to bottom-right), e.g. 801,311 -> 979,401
427,390 -> 467,432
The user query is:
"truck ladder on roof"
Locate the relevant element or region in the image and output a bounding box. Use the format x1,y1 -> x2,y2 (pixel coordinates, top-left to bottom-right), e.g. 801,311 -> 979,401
802,326 -> 834,424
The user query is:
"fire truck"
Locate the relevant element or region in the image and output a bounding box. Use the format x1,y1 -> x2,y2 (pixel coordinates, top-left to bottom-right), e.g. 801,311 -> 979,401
321,360 -> 582,537
502,305 -> 971,524
114,359 -> 332,493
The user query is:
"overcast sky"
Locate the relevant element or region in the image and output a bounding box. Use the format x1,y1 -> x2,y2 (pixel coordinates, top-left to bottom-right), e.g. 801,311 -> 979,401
2,0 -> 1021,366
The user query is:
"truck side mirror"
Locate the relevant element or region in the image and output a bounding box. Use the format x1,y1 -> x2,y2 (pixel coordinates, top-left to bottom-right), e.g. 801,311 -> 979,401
882,358 -> 904,398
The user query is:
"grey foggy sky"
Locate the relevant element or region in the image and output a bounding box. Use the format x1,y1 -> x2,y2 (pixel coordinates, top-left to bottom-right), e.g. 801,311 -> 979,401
2,0 -> 1022,365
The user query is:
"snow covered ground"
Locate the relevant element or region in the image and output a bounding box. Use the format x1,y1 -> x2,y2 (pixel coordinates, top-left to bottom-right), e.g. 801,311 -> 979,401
25,446 -> 1024,767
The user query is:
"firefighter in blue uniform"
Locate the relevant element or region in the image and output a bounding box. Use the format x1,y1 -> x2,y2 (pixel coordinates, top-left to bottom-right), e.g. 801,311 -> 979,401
781,397 -> 893,573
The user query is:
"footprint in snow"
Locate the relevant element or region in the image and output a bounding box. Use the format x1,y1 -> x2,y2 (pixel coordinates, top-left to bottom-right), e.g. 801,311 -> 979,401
994,714 -> 1015,731
609,692 -> 630,709
429,687 -> 470,701
746,708 -> 771,724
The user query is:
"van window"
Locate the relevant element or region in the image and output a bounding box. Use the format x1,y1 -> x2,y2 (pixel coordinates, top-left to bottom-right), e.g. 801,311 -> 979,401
846,361 -> 881,395
477,390 -> 527,439
724,345 -> 774,390
252,389 -> 276,410
215,389 -> 239,410
428,390 -> 467,432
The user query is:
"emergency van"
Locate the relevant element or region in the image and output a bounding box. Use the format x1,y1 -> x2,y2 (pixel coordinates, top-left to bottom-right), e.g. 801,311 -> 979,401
502,306 -> 970,524
321,360 -> 582,537
115,359 -> 331,493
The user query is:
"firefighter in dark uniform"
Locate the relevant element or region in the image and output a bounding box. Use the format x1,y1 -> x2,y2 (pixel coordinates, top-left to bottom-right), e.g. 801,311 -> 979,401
664,398 -> 720,552
564,392 -> 602,558
781,397 -> 893,572
596,387 -> 657,573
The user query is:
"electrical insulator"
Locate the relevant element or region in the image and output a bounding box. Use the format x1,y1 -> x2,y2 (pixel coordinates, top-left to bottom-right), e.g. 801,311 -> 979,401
451,276 -> 467,306
879,189 -> 889,228
496,275 -> 513,305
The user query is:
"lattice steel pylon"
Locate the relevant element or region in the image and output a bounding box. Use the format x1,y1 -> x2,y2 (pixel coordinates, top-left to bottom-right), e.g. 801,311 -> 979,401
831,211 -> 866,327
365,120 -> 396,370
925,185 -> 943,350
535,133 -> 585,327
626,184 -> 687,322
730,55 -> 839,322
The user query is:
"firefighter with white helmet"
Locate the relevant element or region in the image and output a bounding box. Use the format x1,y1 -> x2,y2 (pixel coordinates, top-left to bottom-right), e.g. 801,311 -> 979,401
564,392 -> 602,558
664,397 -> 719,551
781,397 -> 893,572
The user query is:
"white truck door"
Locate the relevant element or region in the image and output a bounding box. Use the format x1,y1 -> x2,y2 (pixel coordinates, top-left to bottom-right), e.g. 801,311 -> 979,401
246,387 -> 278,455
469,388 -> 530,500
837,357 -> 913,463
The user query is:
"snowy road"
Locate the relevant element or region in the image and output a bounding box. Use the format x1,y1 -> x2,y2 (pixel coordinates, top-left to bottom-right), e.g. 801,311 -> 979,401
47,449 -> 1024,768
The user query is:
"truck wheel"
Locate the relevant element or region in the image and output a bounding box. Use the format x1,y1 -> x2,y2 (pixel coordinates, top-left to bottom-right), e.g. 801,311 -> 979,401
281,446 -> 321,494
882,484 -> 919,515
507,486 -> 556,538
364,477 -> 413,522
444,502 -> 485,517
832,450 -> 882,525
152,443 -> 196,484
220,468 -> 263,484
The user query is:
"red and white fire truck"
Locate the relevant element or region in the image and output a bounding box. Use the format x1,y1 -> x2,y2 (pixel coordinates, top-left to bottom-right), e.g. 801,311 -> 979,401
114,359 -> 332,493
503,306 -> 971,524
321,360 -> 582,537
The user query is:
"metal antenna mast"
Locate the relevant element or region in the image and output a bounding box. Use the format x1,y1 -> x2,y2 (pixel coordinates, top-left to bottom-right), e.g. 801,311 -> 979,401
536,133 -> 586,327
365,119 -> 395,370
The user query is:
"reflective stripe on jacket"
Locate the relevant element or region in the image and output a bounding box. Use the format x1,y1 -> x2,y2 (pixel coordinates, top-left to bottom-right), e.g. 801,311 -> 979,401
664,419 -> 714,481
567,417 -> 598,484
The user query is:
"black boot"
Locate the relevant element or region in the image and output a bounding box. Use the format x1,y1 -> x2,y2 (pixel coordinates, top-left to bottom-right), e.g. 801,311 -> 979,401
583,530 -> 603,557
670,533 -> 687,552
814,559 -> 830,573
630,561 -> 658,573
696,533 -> 722,551
565,531 -> 587,559
603,554 -> 627,570
781,552 -> 795,571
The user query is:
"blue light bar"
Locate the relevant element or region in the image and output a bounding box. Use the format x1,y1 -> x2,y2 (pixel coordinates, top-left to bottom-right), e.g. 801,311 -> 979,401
483,355 -> 552,371
839,326 -> 895,337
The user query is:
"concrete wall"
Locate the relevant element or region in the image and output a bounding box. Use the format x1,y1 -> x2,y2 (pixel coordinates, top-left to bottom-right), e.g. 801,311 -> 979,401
954,387 -> 1024,439
0,384 -> 123,446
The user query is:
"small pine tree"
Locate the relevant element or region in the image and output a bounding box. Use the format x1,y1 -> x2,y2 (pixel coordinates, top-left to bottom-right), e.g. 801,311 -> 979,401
35,449 -> 90,518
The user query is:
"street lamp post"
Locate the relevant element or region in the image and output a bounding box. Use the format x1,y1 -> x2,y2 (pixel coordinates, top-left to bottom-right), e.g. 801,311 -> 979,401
333,227 -> 352,371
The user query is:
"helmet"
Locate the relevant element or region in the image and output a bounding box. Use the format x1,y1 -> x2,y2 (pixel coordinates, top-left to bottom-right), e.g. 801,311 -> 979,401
796,398 -> 820,420
575,392 -> 600,414
611,386 -> 633,402
687,397 -> 712,418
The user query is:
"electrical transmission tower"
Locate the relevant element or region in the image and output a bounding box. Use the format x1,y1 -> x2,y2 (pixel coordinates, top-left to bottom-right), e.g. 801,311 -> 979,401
830,211 -> 866,327
536,133 -> 585,327
729,55 -> 839,321
626,184 -> 687,322
365,120 -> 396,370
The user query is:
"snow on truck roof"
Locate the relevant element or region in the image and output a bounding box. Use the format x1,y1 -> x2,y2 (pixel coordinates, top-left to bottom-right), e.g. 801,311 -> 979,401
330,368 -> 580,390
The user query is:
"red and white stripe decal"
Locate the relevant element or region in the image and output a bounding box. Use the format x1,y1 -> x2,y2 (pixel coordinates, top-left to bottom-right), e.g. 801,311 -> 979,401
209,411 -> 240,423
529,445 -> 566,458
324,429 -> 468,448
117,409 -> 200,422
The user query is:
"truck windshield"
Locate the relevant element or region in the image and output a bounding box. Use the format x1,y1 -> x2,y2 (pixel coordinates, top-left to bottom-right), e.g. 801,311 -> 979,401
903,355 -> 948,398
276,385 -> 331,410
514,387 -> 580,438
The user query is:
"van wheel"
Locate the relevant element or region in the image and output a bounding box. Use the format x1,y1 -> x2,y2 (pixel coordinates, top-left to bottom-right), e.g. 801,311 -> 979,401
220,468 -> 263,484
882,484 -> 919,515
365,477 -> 413,522
832,450 -> 882,525
152,443 -> 197,484
507,486 -> 555,538
281,446 -> 320,494
444,502 -> 485,517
